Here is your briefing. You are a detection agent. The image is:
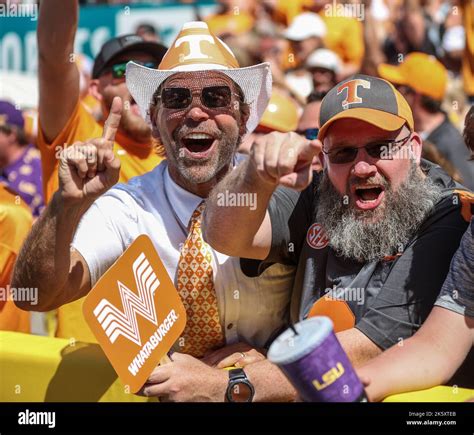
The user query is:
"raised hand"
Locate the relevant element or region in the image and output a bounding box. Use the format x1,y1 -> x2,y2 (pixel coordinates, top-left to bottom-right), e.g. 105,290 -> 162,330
249,131 -> 322,191
58,96 -> 122,204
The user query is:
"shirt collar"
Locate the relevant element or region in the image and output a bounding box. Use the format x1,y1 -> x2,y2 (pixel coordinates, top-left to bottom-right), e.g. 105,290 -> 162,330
163,154 -> 247,228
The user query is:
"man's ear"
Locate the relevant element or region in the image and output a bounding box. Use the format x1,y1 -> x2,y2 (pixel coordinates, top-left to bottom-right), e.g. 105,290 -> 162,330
318,151 -> 326,169
409,131 -> 423,164
148,105 -> 160,139
239,104 -> 250,137
89,79 -> 103,102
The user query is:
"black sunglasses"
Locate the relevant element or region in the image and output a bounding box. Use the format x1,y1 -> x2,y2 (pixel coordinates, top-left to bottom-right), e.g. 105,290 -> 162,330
296,128 -> 319,140
159,86 -> 240,110
322,134 -> 412,164
109,61 -> 158,79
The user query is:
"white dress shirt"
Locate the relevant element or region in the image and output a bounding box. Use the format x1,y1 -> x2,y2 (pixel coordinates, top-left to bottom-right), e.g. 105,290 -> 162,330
72,160 -> 295,349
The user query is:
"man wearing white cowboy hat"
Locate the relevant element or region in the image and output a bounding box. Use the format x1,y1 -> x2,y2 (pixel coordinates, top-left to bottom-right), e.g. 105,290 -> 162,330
14,21 -> 297,402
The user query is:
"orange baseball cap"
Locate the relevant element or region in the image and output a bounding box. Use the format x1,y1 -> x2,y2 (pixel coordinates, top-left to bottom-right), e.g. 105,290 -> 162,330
318,74 -> 414,142
259,90 -> 299,132
378,52 -> 447,101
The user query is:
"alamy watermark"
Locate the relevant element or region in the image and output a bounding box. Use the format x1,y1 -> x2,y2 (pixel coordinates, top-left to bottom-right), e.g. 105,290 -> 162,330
379,143 -> 416,160
324,0 -> 365,22
0,0 -> 38,21
18,409 -> 55,429
0,285 -> 38,306
216,190 -> 257,211
324,285 -> 365,305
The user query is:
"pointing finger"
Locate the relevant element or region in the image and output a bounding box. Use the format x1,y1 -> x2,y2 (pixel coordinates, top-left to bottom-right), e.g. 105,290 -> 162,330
102,96 -> 123,143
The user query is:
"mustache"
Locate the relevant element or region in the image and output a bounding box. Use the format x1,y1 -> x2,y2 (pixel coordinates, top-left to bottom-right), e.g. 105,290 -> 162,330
173,124 -> 222,143
347,174 -> 390,191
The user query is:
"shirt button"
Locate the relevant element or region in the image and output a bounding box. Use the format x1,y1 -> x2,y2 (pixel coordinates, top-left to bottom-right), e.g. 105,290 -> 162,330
227,323 -> 234,330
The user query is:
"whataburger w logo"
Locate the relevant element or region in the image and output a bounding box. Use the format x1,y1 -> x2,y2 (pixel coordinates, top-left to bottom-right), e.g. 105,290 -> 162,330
83,235 -> 187,393
94,253 -> 159,347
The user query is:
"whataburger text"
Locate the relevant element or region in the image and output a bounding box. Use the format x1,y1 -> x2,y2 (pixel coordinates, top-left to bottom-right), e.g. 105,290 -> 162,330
128,309 -> 179,376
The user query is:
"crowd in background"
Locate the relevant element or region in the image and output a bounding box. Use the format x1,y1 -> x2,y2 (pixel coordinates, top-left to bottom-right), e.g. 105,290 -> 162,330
0,0 -> 473,331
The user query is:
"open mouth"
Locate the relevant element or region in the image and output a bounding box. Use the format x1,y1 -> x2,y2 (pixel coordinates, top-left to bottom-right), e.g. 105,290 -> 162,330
353,185 -> 385,210
181,133 -> 216,157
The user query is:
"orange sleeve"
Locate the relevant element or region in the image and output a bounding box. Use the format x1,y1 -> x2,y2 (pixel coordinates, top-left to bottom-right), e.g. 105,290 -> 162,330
0,188 -> 33,332
0,248 -> 30,334
0,189 -> 33,266
37,102 -> 103,203
0,252 -> 16,291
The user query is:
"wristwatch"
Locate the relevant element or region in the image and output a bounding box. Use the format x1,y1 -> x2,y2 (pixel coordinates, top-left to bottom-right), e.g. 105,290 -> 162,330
225,368 -> 255,402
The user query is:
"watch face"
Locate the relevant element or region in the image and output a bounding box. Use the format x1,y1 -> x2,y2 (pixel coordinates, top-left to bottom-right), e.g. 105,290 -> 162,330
230,381 -> 253,402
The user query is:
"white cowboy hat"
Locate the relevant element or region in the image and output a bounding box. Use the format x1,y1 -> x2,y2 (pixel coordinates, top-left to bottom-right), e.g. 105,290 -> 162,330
126,21 -> 272,135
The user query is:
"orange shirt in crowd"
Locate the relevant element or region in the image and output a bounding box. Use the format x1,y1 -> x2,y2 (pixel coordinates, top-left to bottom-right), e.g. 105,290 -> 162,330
0,184 -> 32,333
37,100 -> 163,342
462,0 -> 474,96
205,12 -> 255,36
37,101 -> 163,203
280,6 -> 365,71
320,14 -> 364,68
275,0 -> 313,25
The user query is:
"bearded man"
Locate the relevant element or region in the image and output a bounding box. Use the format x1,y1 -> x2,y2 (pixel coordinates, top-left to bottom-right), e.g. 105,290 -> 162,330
14,22 -> 297,402
204,74 -> 471,368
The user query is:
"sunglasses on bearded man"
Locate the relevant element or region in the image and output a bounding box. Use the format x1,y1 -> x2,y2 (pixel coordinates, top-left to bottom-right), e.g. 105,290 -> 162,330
322,133 -> 412,164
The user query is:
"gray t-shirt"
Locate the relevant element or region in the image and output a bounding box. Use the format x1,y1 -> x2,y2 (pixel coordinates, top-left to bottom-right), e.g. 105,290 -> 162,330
435,218 -> 474,317
265,160 -> 469,350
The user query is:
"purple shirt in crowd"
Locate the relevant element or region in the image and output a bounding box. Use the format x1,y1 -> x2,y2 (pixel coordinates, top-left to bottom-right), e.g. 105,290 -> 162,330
0,145 -> 44,217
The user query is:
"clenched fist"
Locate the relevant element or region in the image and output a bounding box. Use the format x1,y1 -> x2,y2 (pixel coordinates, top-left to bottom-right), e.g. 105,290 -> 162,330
58,96 -> 122,204
249,131 -> 321,191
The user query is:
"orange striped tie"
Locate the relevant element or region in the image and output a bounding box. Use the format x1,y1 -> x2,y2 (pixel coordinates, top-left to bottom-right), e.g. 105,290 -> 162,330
176,202 -> 225,357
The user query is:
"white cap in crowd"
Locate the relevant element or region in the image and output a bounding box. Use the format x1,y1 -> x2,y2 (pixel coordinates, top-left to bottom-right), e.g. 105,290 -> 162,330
283,13 -> 327,41
306,49 -> 342,74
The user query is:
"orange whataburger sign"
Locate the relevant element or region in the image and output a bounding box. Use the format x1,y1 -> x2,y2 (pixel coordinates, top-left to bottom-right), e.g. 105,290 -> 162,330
83,235 -> 187,393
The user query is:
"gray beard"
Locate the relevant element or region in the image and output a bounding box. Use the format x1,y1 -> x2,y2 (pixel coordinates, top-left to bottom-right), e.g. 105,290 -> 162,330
316,164 -> 442,262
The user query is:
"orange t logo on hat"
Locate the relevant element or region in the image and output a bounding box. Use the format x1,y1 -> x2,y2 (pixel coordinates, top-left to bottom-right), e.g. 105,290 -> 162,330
337,79 -> 371,107
126,21 -> 273,135
318,74 -> 414,142
159,21 -> 240,71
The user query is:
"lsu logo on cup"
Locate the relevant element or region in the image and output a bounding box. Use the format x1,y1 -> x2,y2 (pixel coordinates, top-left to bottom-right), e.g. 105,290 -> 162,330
83,235 -> 186,393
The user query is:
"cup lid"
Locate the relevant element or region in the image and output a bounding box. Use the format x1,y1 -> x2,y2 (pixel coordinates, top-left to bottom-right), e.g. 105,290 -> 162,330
268,316 -> 333,365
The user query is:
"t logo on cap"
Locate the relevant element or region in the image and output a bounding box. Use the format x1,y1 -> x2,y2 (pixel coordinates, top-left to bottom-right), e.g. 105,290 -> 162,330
176,34 -> 215,61
337,79 -> 371,108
